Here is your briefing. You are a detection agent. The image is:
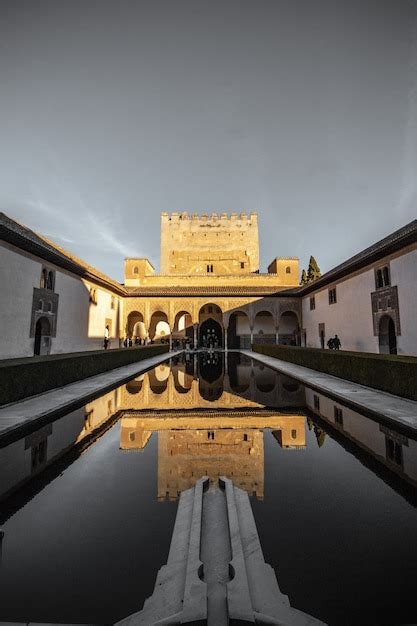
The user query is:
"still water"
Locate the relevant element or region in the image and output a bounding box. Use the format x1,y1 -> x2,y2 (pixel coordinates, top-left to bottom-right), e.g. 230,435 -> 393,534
0,352 -> 416,625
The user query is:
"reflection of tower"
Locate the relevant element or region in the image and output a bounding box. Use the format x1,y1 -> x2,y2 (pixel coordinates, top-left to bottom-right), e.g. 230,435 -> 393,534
157,428 -> 264,500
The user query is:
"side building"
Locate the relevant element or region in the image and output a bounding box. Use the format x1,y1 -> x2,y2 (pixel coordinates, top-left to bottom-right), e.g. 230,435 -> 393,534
0,213 -> 124,358
300,220 -> 417,355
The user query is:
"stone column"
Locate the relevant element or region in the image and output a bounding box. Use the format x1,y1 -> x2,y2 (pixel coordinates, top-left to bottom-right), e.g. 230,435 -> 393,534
250,326 -> 254,346
193,323 -> 198,349
224,324 -> 228,352
275,327 -> 279,344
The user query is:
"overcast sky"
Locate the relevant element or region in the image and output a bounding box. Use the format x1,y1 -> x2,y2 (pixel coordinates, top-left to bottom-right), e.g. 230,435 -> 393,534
1,0 -> 416,281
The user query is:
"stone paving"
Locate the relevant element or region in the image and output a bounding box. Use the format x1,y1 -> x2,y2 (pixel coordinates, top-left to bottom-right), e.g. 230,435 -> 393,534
0,350 -> 181,446
243,349 -> 417,434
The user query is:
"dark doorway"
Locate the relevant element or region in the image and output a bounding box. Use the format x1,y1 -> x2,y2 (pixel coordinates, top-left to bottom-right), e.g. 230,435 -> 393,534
379,315 -> 397,355
34,317 -> 51,356
199,318 -> 223,348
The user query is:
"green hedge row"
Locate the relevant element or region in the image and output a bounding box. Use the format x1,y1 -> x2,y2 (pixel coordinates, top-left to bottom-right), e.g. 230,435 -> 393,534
252,344 -> 417,401
0,344 -> 169,406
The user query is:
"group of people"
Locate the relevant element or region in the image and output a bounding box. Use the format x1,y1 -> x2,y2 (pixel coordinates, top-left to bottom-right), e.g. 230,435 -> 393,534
327,334 -> 342,350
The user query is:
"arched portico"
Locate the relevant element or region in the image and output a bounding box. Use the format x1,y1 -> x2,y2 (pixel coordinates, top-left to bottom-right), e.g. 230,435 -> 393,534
228,311 -> 251,349
149,311 -> 170,344
253,311 -> 275,344
278,311 -> 300,345
173,310 -> 193,346
127,311 -> 146,342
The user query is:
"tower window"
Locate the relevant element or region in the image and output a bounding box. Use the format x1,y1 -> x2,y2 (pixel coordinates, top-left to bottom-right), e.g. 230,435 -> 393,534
133,266 -> 139,274
310,296 -> 315,310
241,262 -> 245,269
286,266 -> 291,274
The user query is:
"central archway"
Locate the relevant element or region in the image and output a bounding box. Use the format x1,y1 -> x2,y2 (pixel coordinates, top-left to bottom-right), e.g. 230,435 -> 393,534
199,318 -> 223,348
198,303 -> 223,348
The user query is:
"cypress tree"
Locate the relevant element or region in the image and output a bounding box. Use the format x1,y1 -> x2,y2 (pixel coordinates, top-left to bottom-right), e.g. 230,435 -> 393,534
307,256 -> 321,282
300,269 -> 308,285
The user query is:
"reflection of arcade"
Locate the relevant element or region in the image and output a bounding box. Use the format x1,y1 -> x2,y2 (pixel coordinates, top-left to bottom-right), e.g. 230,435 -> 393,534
198,351 -> 224,401
120,411 -> 306,500
118,353 -> 306,411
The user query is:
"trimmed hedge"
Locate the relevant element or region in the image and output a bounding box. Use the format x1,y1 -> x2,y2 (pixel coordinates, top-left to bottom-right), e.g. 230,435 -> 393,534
252,344 -> 417,401
0,344 -> 169,406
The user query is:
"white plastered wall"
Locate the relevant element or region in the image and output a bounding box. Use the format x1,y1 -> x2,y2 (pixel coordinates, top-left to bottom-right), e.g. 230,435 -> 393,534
390,248 -> 417,356
302,269 -> 379,353
0,242 -> 41,358
0,242 -> 121,358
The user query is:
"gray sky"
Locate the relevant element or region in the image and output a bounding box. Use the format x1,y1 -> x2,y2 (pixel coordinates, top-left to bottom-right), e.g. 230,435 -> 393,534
1,0 -> 416,281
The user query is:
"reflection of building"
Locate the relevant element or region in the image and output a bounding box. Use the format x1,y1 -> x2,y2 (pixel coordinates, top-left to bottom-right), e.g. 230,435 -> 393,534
2,211 -> 416,358
120,411 -> 307,500
305,388 -> 417,488
0,388 -> 120,501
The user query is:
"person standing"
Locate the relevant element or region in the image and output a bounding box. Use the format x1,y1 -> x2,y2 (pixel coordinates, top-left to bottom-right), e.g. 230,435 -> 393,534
333,334 -> 341,350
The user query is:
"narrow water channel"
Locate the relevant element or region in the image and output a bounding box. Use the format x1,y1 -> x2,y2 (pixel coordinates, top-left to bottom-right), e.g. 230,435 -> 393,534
0,352 -> 416,625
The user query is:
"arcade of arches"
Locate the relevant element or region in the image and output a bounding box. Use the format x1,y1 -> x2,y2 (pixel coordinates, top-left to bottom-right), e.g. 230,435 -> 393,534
124,299 -> 301,348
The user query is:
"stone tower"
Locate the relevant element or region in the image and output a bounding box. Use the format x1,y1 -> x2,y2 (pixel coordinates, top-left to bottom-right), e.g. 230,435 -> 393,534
160,211 -> 259,275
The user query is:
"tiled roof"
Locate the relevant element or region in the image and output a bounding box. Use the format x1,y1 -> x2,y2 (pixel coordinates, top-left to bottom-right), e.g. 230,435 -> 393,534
299,219 -> 417,295
0,212 -> 125,294
124,285 -> 299,297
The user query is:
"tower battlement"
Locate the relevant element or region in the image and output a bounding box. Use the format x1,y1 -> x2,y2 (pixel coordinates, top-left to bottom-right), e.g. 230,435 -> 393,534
160,211 -> 259,275
161,211 -> 257,224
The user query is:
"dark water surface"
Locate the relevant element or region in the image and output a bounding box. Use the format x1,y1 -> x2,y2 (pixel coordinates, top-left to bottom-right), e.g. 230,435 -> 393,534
0,352 -> 416,625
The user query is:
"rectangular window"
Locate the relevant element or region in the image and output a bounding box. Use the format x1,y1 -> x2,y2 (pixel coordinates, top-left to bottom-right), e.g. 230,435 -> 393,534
334,406 -> 343,426
328,287 -> 337,304
375,265 -> 391,289
382,266 -> 390,287
310,296 -> 315,310
241,262 -> 245,269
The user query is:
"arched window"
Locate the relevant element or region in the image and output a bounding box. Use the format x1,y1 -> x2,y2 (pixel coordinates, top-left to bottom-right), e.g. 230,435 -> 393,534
286,266 -> 291,274
38,300 -> 43,311
133,266 -> 139,274
40,269 -> 48,289
111,296 -> 115,310
46,271 -> 54,290
48,301 -> 53,313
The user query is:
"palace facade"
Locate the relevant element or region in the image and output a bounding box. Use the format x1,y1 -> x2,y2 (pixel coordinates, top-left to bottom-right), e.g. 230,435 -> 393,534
0,211 -> 416,359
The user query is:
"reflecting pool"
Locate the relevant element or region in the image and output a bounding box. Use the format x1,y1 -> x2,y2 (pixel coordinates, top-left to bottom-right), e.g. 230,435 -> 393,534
0,352 -> 416,625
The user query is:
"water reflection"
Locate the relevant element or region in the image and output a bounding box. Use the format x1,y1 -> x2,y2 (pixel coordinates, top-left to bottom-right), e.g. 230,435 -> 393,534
1,353 -> 417,625
1,352 -> 416,508
305,388 -> 417,489
120,412 -> 306,499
